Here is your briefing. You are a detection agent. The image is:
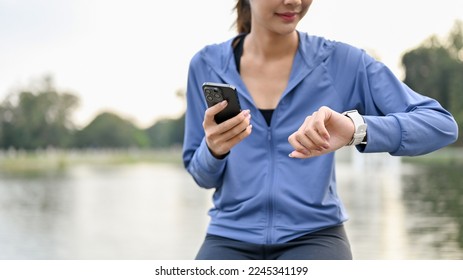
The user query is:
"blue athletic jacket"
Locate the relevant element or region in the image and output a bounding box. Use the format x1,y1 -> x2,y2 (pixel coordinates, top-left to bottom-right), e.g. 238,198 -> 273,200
182,31 -> 458,244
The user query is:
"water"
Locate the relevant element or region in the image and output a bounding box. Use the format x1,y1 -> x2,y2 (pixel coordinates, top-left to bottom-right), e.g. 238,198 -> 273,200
0,163 -> 211,259
0,150 -> 462,260
338,150 -> 463,259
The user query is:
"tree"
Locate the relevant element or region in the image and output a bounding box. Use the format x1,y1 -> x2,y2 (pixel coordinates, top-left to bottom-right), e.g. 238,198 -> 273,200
145,114 -> 184,148
402,20 -> 463,146
74,111 -> 149,148
0,77 -> 187,150
0,76 -> 79,149
145,88 -> 185,148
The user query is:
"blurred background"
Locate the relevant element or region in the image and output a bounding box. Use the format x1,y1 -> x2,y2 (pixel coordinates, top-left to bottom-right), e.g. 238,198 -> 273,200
0,0 -> 462,259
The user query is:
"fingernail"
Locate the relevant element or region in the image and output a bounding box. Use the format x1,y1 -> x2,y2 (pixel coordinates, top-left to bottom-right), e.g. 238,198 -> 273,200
288,153 -> 294,158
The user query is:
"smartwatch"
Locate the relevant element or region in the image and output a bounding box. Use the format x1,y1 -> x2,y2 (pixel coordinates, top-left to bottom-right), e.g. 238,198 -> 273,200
342,110 -> 367,146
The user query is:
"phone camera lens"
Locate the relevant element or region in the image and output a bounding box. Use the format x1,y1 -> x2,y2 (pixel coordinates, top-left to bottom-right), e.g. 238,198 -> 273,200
205,89 -> 211,94
206,95 -> 213,101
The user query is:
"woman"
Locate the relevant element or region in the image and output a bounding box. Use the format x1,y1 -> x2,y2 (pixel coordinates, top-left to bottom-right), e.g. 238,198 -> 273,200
182,0 -> 458,259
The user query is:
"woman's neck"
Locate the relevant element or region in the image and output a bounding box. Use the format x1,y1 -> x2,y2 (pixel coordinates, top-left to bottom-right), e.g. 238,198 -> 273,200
245,30 -> 299,60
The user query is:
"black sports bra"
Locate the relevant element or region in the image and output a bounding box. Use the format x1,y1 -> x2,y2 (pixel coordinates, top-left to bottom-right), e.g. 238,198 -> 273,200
233,35 -> 274,127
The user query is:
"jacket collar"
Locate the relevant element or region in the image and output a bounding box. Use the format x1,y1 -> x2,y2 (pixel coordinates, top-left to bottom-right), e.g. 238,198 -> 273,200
199,31 -> 335,105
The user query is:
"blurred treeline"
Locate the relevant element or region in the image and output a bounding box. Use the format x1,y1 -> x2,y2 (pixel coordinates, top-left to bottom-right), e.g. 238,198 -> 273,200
402,20 -> 463,145
0,21 -> 462,150
0,77 -> 185,150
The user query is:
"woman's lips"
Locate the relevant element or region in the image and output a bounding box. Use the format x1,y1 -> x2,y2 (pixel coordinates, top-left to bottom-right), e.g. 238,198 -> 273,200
276,12 -> 298,22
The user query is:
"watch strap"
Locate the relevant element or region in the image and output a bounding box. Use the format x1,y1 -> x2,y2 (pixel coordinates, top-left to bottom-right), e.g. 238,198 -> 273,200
342,110 -> 367,146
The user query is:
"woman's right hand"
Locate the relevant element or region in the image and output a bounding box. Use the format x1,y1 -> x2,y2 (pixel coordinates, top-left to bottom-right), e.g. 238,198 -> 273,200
203,100 -> 252,158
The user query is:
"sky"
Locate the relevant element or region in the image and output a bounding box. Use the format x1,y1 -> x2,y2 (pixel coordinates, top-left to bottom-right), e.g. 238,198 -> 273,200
0,0 -> 462,128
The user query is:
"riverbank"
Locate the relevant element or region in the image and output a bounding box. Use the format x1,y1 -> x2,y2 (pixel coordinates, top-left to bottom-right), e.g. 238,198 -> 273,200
402,147 -> 463,165
1,146 -> 461,174
0,148 -> 183,174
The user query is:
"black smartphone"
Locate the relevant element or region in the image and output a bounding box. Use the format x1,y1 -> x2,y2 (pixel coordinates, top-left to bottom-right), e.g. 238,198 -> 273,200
202,82 -> 242,124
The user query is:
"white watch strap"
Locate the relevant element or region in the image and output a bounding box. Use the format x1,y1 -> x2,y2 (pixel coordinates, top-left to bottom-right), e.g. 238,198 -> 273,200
342,110 -> 367,146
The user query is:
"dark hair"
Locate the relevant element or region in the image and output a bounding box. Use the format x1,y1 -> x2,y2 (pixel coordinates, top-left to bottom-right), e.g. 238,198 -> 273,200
234,0 -> 251,33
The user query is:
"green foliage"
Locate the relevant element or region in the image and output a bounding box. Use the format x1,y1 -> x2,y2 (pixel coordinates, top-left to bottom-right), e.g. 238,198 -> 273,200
0,76 -> 79,149
0,75 -> 186,150
74,111 -> 185,149
145,114 -> 185,148
74,112 -> 150,148
402,20 -> 463,146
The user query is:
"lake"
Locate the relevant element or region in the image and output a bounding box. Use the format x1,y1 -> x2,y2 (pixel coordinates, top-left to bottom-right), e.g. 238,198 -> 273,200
0,148 -> 462,260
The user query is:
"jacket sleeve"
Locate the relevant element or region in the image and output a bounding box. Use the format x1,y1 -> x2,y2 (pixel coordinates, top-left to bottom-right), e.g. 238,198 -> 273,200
327,43 -> 459,156
355,52 -> 459,156
182,52 -> 227,189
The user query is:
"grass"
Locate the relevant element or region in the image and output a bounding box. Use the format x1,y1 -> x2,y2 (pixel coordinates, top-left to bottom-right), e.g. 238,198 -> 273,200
0,148 -> 183,174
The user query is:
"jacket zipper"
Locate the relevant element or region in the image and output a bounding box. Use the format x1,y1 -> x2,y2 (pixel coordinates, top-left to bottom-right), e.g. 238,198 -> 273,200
266,126 -> 276,244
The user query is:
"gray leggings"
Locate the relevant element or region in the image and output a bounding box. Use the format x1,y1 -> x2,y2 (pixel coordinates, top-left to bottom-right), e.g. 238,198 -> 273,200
195,225 -> 353,260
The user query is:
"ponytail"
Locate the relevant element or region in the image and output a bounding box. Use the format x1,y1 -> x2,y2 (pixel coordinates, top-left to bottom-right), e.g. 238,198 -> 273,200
234,0 -> 251,33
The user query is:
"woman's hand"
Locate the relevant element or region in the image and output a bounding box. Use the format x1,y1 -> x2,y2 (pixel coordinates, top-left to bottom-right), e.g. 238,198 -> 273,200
203,100 -> 252,158
288,106 -> 355,159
